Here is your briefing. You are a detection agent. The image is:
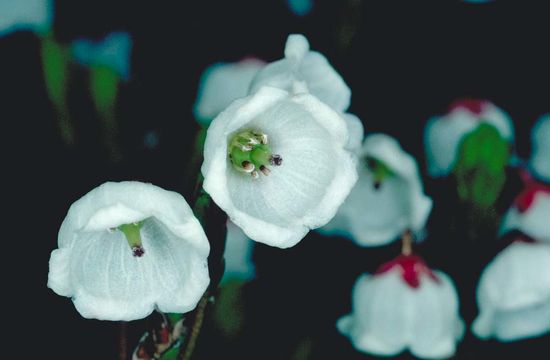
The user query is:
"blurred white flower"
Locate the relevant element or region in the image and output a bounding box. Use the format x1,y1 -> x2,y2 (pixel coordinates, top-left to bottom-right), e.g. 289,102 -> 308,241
530,114 -> 550,183
337,254 -> 464,359
0,0 -> 52,36
286,0 -> 314,17
201,85 -> 358,248
72,31 -> 133,80
341,113 -> 364,152
249,34 -> 351,113
472,241 -> 550,341
194,59 -> 266,125
424,99 -> 514,177
48,181 -> 210,321
221,220 -> 256,283
500,179 -> 550,243
319,134 -> 432,246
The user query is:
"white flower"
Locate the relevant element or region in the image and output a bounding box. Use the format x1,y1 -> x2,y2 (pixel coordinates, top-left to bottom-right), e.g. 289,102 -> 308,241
500,186 -> 550,243
530,114 -> 550,183
341,113 -> 364,152
319,134 -> 432,246
0,0 -> 52,36
47,181 -> 210,321
249,34 -> 351,113
337,254 -> 464,359
194,59 -> 265,125
201,85 -> 358,248
472,241 -> 550,341
221,220 -> 256,283
72,32 -> 133,80
424,99 -> 514,177
286,0 -> 314,17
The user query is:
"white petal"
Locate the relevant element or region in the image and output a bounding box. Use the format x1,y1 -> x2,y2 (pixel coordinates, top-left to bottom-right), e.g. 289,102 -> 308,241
286,0 -> 314,17
320,134 -> 432,246
0,0 -> 52,36
202,86 -> 357,248
48,181 -> 210,321
342,113 -> 364,152
338,269 -> 463,358
221,220 -> 256,282
194,59 -> 265,124
72,32 -> 133,80
530,114 -> 550,182
500,192 -> 550,243
472,241 -> 550,341
249,35 -> 351,112
424,102 -> 514,177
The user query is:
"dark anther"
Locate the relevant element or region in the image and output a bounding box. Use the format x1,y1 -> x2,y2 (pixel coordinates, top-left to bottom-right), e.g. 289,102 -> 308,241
373,181 -> 381,190
270,154 -> 283,166
132,246 -> 145,257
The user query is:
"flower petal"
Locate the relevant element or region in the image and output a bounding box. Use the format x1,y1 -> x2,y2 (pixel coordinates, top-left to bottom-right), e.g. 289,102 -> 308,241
249,34 -> 351,112
500,192 -> 550,243
530,114 -> 550,183
194,59 -> 265,124
0,0 -> 52,36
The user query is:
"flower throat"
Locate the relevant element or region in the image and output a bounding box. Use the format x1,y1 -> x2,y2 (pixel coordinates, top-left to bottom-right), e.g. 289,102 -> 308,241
228,129 -> 283,178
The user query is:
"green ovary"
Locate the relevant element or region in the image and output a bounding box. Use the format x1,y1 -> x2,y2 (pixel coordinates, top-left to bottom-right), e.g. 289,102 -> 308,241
118,221 -> 145,257
453,123 -> 510,209
228,129 -> 282,178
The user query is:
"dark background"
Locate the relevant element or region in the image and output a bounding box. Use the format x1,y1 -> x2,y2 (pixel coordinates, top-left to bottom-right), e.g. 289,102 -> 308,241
2,0 -> 549,358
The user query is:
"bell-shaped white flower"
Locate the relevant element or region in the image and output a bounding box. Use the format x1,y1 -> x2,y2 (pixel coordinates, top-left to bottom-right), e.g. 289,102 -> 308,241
194,59 -> 265,125
0,0 -> 52,36
319,134 -> 432,246
472,240 -> 550,341
48,181 -> 210,321
249,34 -> 351,113
201,85 -> 358,248
424,99 -> 514,177
337,254 -> 464,359
72,31 -> 133,80
530,114 -> 550,183
500,180 -> 550,243
221,220 -> 256,283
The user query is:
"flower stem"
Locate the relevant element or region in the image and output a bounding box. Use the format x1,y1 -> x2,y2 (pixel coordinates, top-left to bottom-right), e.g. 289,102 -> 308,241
178,291 -> 210,360
401,230 -> 413,256
119,321 -> 128,360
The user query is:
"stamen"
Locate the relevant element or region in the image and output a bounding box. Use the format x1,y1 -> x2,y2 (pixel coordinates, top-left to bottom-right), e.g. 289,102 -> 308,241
251,170 -> 259,179
270,154 -> 283,166
260,165 -> 271,176
239,144 -> 253,152
241,161 -> 255,173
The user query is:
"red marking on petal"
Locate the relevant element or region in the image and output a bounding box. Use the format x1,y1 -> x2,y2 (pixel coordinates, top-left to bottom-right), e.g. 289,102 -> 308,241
375,254 -> 440,289
448,98 -> 488,116
514,179 -> 550,213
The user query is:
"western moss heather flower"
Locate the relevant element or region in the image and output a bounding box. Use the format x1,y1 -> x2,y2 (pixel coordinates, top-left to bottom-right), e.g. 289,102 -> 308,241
319,134 -> 432,246
472,240 -> 550,341
337,254 -> 464,359
47,181 -> 210,321
249,34 -> 351,113
194,59 -> 265,125
201,85 -> 358,248
0,0 -> 52,36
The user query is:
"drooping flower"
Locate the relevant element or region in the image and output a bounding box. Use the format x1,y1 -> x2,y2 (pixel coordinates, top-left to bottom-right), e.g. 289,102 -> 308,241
0,0 -> 52,36
319,133 -> 432,246
71,31 -> 133,80
529,114 -> 550,183
472,240 -> 550,341
249,34 -> 351,113
500,178 -> 550,243
48,181 -> 210,321
201,84 -> 358,248
221,220 -> 256,283
337,254 -> 464,358
424,98 -> 514,208
194,59 -> 266,125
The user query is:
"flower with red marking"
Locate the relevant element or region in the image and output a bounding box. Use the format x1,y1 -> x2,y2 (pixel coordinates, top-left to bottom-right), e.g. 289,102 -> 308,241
337,254 -> 464,359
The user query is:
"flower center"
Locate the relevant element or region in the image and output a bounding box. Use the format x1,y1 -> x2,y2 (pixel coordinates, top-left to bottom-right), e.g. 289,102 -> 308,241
228,129 -> 283,179
365,156 -> 393,189
117,221 -> 145,257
